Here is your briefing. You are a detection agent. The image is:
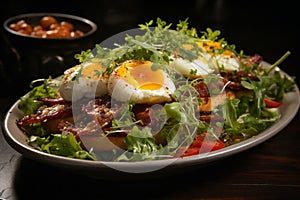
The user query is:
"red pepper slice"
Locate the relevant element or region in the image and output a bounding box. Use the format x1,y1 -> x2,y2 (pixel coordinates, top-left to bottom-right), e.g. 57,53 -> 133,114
264,98 -> 282,108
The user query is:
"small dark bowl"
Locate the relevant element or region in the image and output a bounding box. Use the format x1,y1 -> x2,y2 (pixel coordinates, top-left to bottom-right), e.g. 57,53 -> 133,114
3,13 -> 97,85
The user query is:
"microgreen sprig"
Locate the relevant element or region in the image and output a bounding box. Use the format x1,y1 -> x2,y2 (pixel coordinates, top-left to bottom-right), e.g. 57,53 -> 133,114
265,51 -> 291,75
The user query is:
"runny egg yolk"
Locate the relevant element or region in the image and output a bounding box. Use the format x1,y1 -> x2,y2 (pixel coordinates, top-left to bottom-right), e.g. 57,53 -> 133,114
59,61 -> 109,102
176,41 -> 240,75
81,62 -> 104,80
108,60 -> 175,104
197,41 -> 233,56
116,60 -> 164,90
183,41 -> 233,56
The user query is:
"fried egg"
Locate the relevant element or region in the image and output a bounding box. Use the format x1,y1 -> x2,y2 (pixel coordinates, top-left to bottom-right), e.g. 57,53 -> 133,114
108,60 -> 175,104
198,41 -> 240,72
209,54 -> 240,72
169,53 -> 214,78
59,60 -> 108,102
169,41 -> 240,77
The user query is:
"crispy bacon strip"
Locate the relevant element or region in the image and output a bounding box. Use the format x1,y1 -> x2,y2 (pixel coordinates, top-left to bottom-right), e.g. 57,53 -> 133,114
221,70 -> 259,90
240,54 -> 263,66
82,96 -> 114,129
38,97 -> 66,106
199,114 -> 224,123
17,104 -> 72,127
193,81 -> 210,98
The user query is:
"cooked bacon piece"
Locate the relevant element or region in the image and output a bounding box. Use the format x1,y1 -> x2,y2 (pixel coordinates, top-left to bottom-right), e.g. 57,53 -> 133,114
226,71 -> 259,82
223,80 -> 244,90
38,97 -> 66,105
221,71 -> 259,90
215,54 -> 262,91
76,120 -> 104,138
132,104 -> 151,126
193,81 -> 209,98
17,104 -> 72,127
90,105 -> 113,128
193,80 -> 226,98
54,95 -> 128,140
57,119 -> 101,138
240,54 -> 263,66
199,114 -> 224,123
133,104 -> 173,134
57,120 -> 79,135
82,96 -> 114,129
57,119 -> 124,150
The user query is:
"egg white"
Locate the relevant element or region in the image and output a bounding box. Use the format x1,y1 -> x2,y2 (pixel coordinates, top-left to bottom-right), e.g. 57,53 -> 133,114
169,53 -> 214,78
210,54 -> 240,72
108,60 -> 176,104
196,40 -> 241,72
169,51 -> 240,78
59,61 -> 108,102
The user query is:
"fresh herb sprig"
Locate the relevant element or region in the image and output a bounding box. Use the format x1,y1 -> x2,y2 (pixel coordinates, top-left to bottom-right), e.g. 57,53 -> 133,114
19,77 -> 59,115
74,18 -> 230,78
241,50 -> 295,105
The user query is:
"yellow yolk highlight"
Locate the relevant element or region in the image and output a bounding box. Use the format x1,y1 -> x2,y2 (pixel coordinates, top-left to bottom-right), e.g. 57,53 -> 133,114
81,63 -> 103,79
182,41 -> 233,57
197,41 -> 233,56
59,61 -> 109,102
108,60 -> 176,104
116,60 -> 164,90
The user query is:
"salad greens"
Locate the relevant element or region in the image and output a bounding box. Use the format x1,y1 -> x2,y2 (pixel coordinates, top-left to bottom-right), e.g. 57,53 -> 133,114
17,18 -> 296,161
28,134 -> 97,160
18,77 -> 59,115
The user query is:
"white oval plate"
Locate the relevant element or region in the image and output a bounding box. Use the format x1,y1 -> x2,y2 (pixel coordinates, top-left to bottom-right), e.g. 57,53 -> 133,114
3,63 -> 299,179
3,27 -> 300,178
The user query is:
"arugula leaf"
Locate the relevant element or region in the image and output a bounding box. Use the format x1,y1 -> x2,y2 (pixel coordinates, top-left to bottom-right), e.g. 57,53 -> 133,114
22,122 -> 48,137
260,51 -> 296,100
241,76 -> 273,118
219,96 -> 280,143
125,126 -> 160,154
265,70 -> 296,100
27,134 -> 96,160
18,77 -> 59,115
110,101 -> 140,131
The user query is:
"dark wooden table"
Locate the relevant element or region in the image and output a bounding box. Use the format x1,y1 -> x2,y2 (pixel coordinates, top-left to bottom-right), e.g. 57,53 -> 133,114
1,1 -> 300,199
1,96 -> 300,199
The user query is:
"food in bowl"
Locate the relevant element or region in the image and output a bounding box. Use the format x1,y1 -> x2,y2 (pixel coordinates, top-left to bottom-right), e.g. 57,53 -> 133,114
3,13 -> 97,86
8,15 -> 84,38
15,18 -> 296,162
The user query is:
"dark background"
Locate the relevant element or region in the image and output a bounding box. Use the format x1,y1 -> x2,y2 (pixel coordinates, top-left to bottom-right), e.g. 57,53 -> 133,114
0,0 -> 299,97
1,1 -> 300,199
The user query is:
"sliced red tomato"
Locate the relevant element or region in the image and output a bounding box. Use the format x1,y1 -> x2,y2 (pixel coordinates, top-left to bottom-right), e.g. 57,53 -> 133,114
182,147 -> 200,157
182,134 -> 225,157
264,98 -> 282,108
189,135 -> 203,148
200,140 -> 225,153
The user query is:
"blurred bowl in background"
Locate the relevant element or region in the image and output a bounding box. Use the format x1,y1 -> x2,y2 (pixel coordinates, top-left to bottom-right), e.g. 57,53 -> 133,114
3,12 -> 97,88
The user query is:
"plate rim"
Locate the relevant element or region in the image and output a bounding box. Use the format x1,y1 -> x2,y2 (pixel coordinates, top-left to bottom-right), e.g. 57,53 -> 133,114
2,64 -> 300,175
